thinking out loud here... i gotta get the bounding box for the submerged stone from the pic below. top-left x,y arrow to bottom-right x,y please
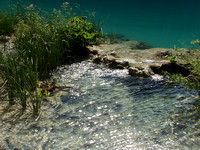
122,40 -> 152,49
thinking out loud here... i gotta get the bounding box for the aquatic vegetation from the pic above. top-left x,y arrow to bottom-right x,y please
107,33 -> 117,44
191,39 -> 200,48
105,33 -> 126,44
0,1 -> 103,116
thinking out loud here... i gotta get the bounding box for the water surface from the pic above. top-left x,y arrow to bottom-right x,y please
0,60 -> 199,149
1,0 -> 200,48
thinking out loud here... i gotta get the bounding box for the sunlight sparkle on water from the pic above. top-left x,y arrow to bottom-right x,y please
0,60 -> 199,149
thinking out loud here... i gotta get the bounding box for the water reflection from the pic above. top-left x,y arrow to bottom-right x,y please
0,60 -> 199,149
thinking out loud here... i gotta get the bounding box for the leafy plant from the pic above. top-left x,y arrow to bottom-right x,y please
0,1 -> 103,116
168,42 -> 200,111
168,55 -> 177,64
55,16 -> 101,61
66,16 -> 99,46
0,11 -> 18,35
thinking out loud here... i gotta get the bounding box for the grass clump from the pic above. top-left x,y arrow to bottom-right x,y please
168,43 -> 200,111
169,45 -> 200,93
0,11 -> 18,35
0,52 -> 39,114
0,2 -> 103,116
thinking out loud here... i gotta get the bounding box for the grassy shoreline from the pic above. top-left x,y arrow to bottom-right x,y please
0,2 -> 103,116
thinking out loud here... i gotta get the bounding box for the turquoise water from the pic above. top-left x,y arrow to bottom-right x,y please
1,0 -> 200,48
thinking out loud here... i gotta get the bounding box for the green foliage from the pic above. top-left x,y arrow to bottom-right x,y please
170,43 -> 200,88
14,3 -> 102,76
30,88 -> 42,116
194,98 -> 200,112
168,42 -> 200,111
15,12 -> 64,77
0,11 -> 18,35
0,2 -> 103,116
170,74 -> 200,92
168,55 -> 177,64
0,52 -> 38,111
0,0 -> 28,35
61,16 -> 99,48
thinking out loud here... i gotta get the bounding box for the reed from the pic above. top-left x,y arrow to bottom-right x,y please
0,1 -> 103,116
0,52 -> 38,109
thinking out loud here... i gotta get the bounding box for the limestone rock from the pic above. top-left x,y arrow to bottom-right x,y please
128,67 -> 154,78
107,59 -> 129,69
150,63 -> 191,76
92,56 -> 102,63
156,51 -> 172,59
89,49 -> 98,55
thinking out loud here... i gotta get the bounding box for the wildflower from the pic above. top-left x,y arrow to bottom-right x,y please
26,4 -> 34,10
29,4 -> 34,9
63,2 -> 69,5
53,8 -> 57,12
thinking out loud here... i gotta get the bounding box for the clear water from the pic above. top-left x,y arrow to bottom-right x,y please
0,60 -> 199,149
1,0 -> 200,48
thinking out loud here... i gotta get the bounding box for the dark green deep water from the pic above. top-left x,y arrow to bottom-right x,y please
1,0 -> 200,48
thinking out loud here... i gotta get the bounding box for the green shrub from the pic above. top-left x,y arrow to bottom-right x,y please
0,11 -> 18,35
0,2 -> 103,116
55,16 -> 100,61
0,0 -> 27,36
168,42 -> 200,111
168,55 -> 177,64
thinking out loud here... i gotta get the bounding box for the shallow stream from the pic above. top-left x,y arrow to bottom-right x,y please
0,60 -> 200,149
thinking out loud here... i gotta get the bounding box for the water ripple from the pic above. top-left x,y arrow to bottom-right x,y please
0,60 -> 199,149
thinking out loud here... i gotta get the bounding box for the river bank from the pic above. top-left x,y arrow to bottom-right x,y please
0,36 -> 195,80
89,40 -> 192,78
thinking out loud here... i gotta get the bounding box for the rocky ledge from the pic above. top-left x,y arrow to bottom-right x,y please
88,40 -> 190,78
